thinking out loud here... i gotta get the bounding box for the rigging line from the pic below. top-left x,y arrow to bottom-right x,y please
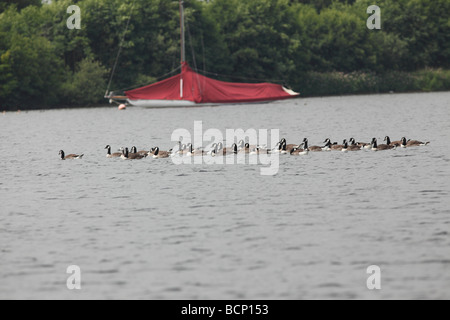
191,68 -> 286,84
105,0 -> 135,97
185,18 -> 203,96
200,31 -> 206,93
114,66 -> 182,92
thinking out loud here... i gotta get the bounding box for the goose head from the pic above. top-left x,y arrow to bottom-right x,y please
303,138 -> 309,149
323,139 -> 332,147
401,137 -> 407,146
371,138 -> 378,148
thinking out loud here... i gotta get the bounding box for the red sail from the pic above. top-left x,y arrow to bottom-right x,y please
125,63 -> 299,104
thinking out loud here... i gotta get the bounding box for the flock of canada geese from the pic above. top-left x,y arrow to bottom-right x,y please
58,136 -> 429,160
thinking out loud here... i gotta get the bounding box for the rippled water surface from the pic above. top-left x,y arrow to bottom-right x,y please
1,92 -> 450,300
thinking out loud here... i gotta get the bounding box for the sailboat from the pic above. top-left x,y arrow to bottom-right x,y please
107,0 -> 300,108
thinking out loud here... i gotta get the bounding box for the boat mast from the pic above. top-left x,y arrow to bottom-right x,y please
180,0 -> 186,64
179,0 -> 185,98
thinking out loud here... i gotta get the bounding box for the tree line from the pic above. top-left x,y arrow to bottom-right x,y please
0,0 -> 449,110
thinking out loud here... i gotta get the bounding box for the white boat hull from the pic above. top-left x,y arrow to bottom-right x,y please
127,98 -> 298,109
128,100 -> 215,108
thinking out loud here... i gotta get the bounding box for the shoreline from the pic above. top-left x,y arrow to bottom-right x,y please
1,90 -> 449,113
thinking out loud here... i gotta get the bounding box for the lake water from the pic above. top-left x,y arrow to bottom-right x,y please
1,92 -> 449,300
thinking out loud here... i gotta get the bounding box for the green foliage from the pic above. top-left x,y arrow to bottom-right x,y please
297,69 -> 450,97
61,58 -> 108,106
0,33 -> 64,108
0,0 -> 41,13
207,0 -> 301,82
0,0 -> 449,109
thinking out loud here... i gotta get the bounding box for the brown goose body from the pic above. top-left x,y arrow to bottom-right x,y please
59,150 -> 83,160
384,136 -> 402,147
346,139 -> 362,151
302,138 -> 322,152
239,143 -> 253,154
105,145 -> 122,158
131,147 -> 150,157
371,138 -> 396,151
279,139 -> 301,153
324,138 -> 344,151
309,145 -> 323,152
121,148 -> 146,160
349,138 -> 370,149
222,143 -> 238,155
152,147 -> 170,159
347,144 -> 361,151
290,138 -> 309,155
406,139 -> 430,147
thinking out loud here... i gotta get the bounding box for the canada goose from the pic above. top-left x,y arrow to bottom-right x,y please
121,148 -> 146,160
59,150 -> 83,160
371,138 -> 396,151
324,138 -> 344,151
302,138 -> 323,152
178,144 -> 188,155
341,140 -> 361,152
238,139 -> 259,151
213,142 -> 224,156
269,141 -> 284,154
206,143 -> 218,156
341,140 -> 350,153
349,138 -> 370,149
346,139 -> 362,151
152,147 -> 170,159
290,139 -> 309,155
239,143 -> 252,154
179,143 -> 192,155
172,141 -> 186,155
269,141 -> 282,154
280,138 -> 300,153
105,145 -> 122,158
223,143 -> 238,155
384,136 -> 402,147
186,144 -> 205,157
320,141 -> 332,151
131,146 -> 149,157
279,141 -> 289,154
